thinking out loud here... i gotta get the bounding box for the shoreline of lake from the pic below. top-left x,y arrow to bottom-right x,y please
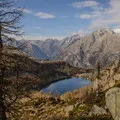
41,77 -> 91,95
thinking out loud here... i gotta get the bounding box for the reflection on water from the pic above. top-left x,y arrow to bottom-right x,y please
42,78 -> 91,95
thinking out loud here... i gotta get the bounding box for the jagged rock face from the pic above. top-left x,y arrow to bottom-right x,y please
9,28 -> 120,67
91,60 -> 120,92
89,105 -> 107,116
31,44 -> 49,59
17,34 -> 81,59
57,28 -> 120,68
17,39 -> 61,59
105,87 -> 120,120
60,34 -> 81,49
40,39 -> 61,58
17,40 -> 48,59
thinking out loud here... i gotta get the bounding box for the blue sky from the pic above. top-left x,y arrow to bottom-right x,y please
17,0 -> 120,40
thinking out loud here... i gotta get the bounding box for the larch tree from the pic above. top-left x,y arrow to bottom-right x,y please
0,0 -> 23,119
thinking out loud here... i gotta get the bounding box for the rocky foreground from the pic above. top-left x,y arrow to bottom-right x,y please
9,59 -> 120,120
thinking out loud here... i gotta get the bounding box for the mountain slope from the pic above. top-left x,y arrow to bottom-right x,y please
60,34 -> 81,49
9,28 -> 120,68
40,39 -> 61,58
18,39 -> 61,59
17,35 -> 81,59
56,28 -> 120,68
17,40 -> 48,59
2,46 -> 81,92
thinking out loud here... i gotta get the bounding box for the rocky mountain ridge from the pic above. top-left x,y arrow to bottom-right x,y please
11,33 -> 81,59
7,28 -> 120,68
57,28 -> 120,68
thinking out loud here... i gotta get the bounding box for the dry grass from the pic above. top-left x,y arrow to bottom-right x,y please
61,85 -> 95,104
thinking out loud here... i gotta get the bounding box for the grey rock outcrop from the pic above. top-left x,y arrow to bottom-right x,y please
89,105 -> 107,116
18,39 -> 61,59
105,87 -> 120,120
16,34 -> 81,59
92,60 -> 120,92
64,105 -> 74,114
57,28 -> 120,68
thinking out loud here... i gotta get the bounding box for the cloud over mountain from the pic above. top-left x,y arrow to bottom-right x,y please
35,12 -> 56,19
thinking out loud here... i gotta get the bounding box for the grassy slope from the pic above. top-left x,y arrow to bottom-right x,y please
2,46 -> 82,91
4,46 -> 117,120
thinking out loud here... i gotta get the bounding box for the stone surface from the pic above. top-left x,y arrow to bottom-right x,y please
91,61 -> 119,92
89,105 -> 107,116
57,28 -> 120,68
105,87 -> 120,120
64,105 -> 74,114
114,74 -> 120,81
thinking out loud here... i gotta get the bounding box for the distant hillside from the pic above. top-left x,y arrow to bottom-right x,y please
2,47 -> 81,92
14,34 -> 81,59
17,39 -> 61,59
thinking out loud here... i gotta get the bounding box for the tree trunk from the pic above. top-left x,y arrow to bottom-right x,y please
0,25 -> 3,48
0,38 -> 3,48
0,69 -> 7,120
0,26 -> 7,120
0,90 -> 7,120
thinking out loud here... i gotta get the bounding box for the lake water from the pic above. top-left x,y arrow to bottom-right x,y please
42,78 -> 91,95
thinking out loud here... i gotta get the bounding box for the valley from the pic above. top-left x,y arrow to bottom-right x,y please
1,0 -> 120,120
2,28 -> 120,120
9,50 -> 120,120
2,41 -> 120,120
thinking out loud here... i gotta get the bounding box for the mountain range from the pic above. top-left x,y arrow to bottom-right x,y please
12,28 -> 120,68
17,34 -> 81,59
57,28 -> 120,68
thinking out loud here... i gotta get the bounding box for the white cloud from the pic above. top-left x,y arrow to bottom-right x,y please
89,0 -> 120,29
35,12 -> 56,19
72,29 -> 88,36
80,14 -> 92,19
23,9 -> 32,14
75,0 -> 120,29
18,9 -> 56,19
72,1 -> 99,9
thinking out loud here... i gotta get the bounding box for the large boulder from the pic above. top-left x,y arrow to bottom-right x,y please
64,105 -> 74,115
105,87 -> 120,120
89,105 -> 107,116
114,74 -> 120,81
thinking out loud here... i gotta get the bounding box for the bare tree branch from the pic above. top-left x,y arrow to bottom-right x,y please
0,0 -> 24,119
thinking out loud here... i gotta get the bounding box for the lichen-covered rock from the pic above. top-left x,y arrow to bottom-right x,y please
102,79 -> 115,91
89,105 -> 107,116
105,87 -> 120,120
64,105 -> 74,114
114,74 -> 120,81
